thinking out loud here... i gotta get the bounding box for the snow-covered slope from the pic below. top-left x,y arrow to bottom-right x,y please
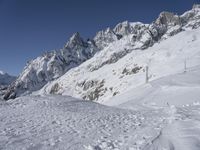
1,66 -> 200,149
4,4 -> 200,100
104,64 -> 200,150
0,95 -> 165,149
41,5 -> 200,103
1,54 -> 200,149
1,90 -> 200,149
0,95 -> 170,149
105,65 -> 200,107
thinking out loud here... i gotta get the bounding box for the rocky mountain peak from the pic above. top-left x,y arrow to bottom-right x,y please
70,32 -> 82,41
156,11 -> 181,26
93,27 -> 118,49
65,32 -> 87,48
193,4 -> 200,10
114,21 -> 131,36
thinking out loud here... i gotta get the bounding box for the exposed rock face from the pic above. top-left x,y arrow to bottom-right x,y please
155,12 -> 181,26
181,5 -> 200,29
4,5 -> 200,100
122,65 -> 143,75
76,79 -> 106,101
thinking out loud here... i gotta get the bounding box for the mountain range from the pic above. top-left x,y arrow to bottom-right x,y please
1,4 -> 200,150
3,4 -> 200,101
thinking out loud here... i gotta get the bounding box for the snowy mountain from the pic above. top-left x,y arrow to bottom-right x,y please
0,71 -> 16,86
3,33 -> 99,99
0,71 -> 16,98
4,4 -> 200,100
40,5 -> 200,102
1,4 -> 200,150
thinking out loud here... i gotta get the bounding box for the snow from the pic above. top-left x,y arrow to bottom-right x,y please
0,57 -> 200,150
105,65 -> 200,107
1,5 -> 200,150
1,65 -> 200,149
104,65 -> 200,149
1,71 -> 200,150
42,27 -> 200,103
0,95 -> 167,150
144,106 -> 200,150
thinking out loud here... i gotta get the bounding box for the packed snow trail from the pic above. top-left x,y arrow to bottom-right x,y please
144,105 -> 200,150
145,120 -> 200,150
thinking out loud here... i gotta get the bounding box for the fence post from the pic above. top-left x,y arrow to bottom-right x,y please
184,59 -> 187,73
145,66 -> 149,83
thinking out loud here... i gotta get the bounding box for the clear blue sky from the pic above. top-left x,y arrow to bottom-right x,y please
0,0 -> 199,75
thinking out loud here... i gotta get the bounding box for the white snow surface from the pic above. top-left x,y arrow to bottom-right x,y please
1,66 -> 200,150
0,95 -> 167,150
42,27 -> 200,103
105,66 -> 200,107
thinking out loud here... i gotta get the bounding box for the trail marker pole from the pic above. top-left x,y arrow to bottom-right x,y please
145,66 -> 149,83
184,59 -> 187,73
